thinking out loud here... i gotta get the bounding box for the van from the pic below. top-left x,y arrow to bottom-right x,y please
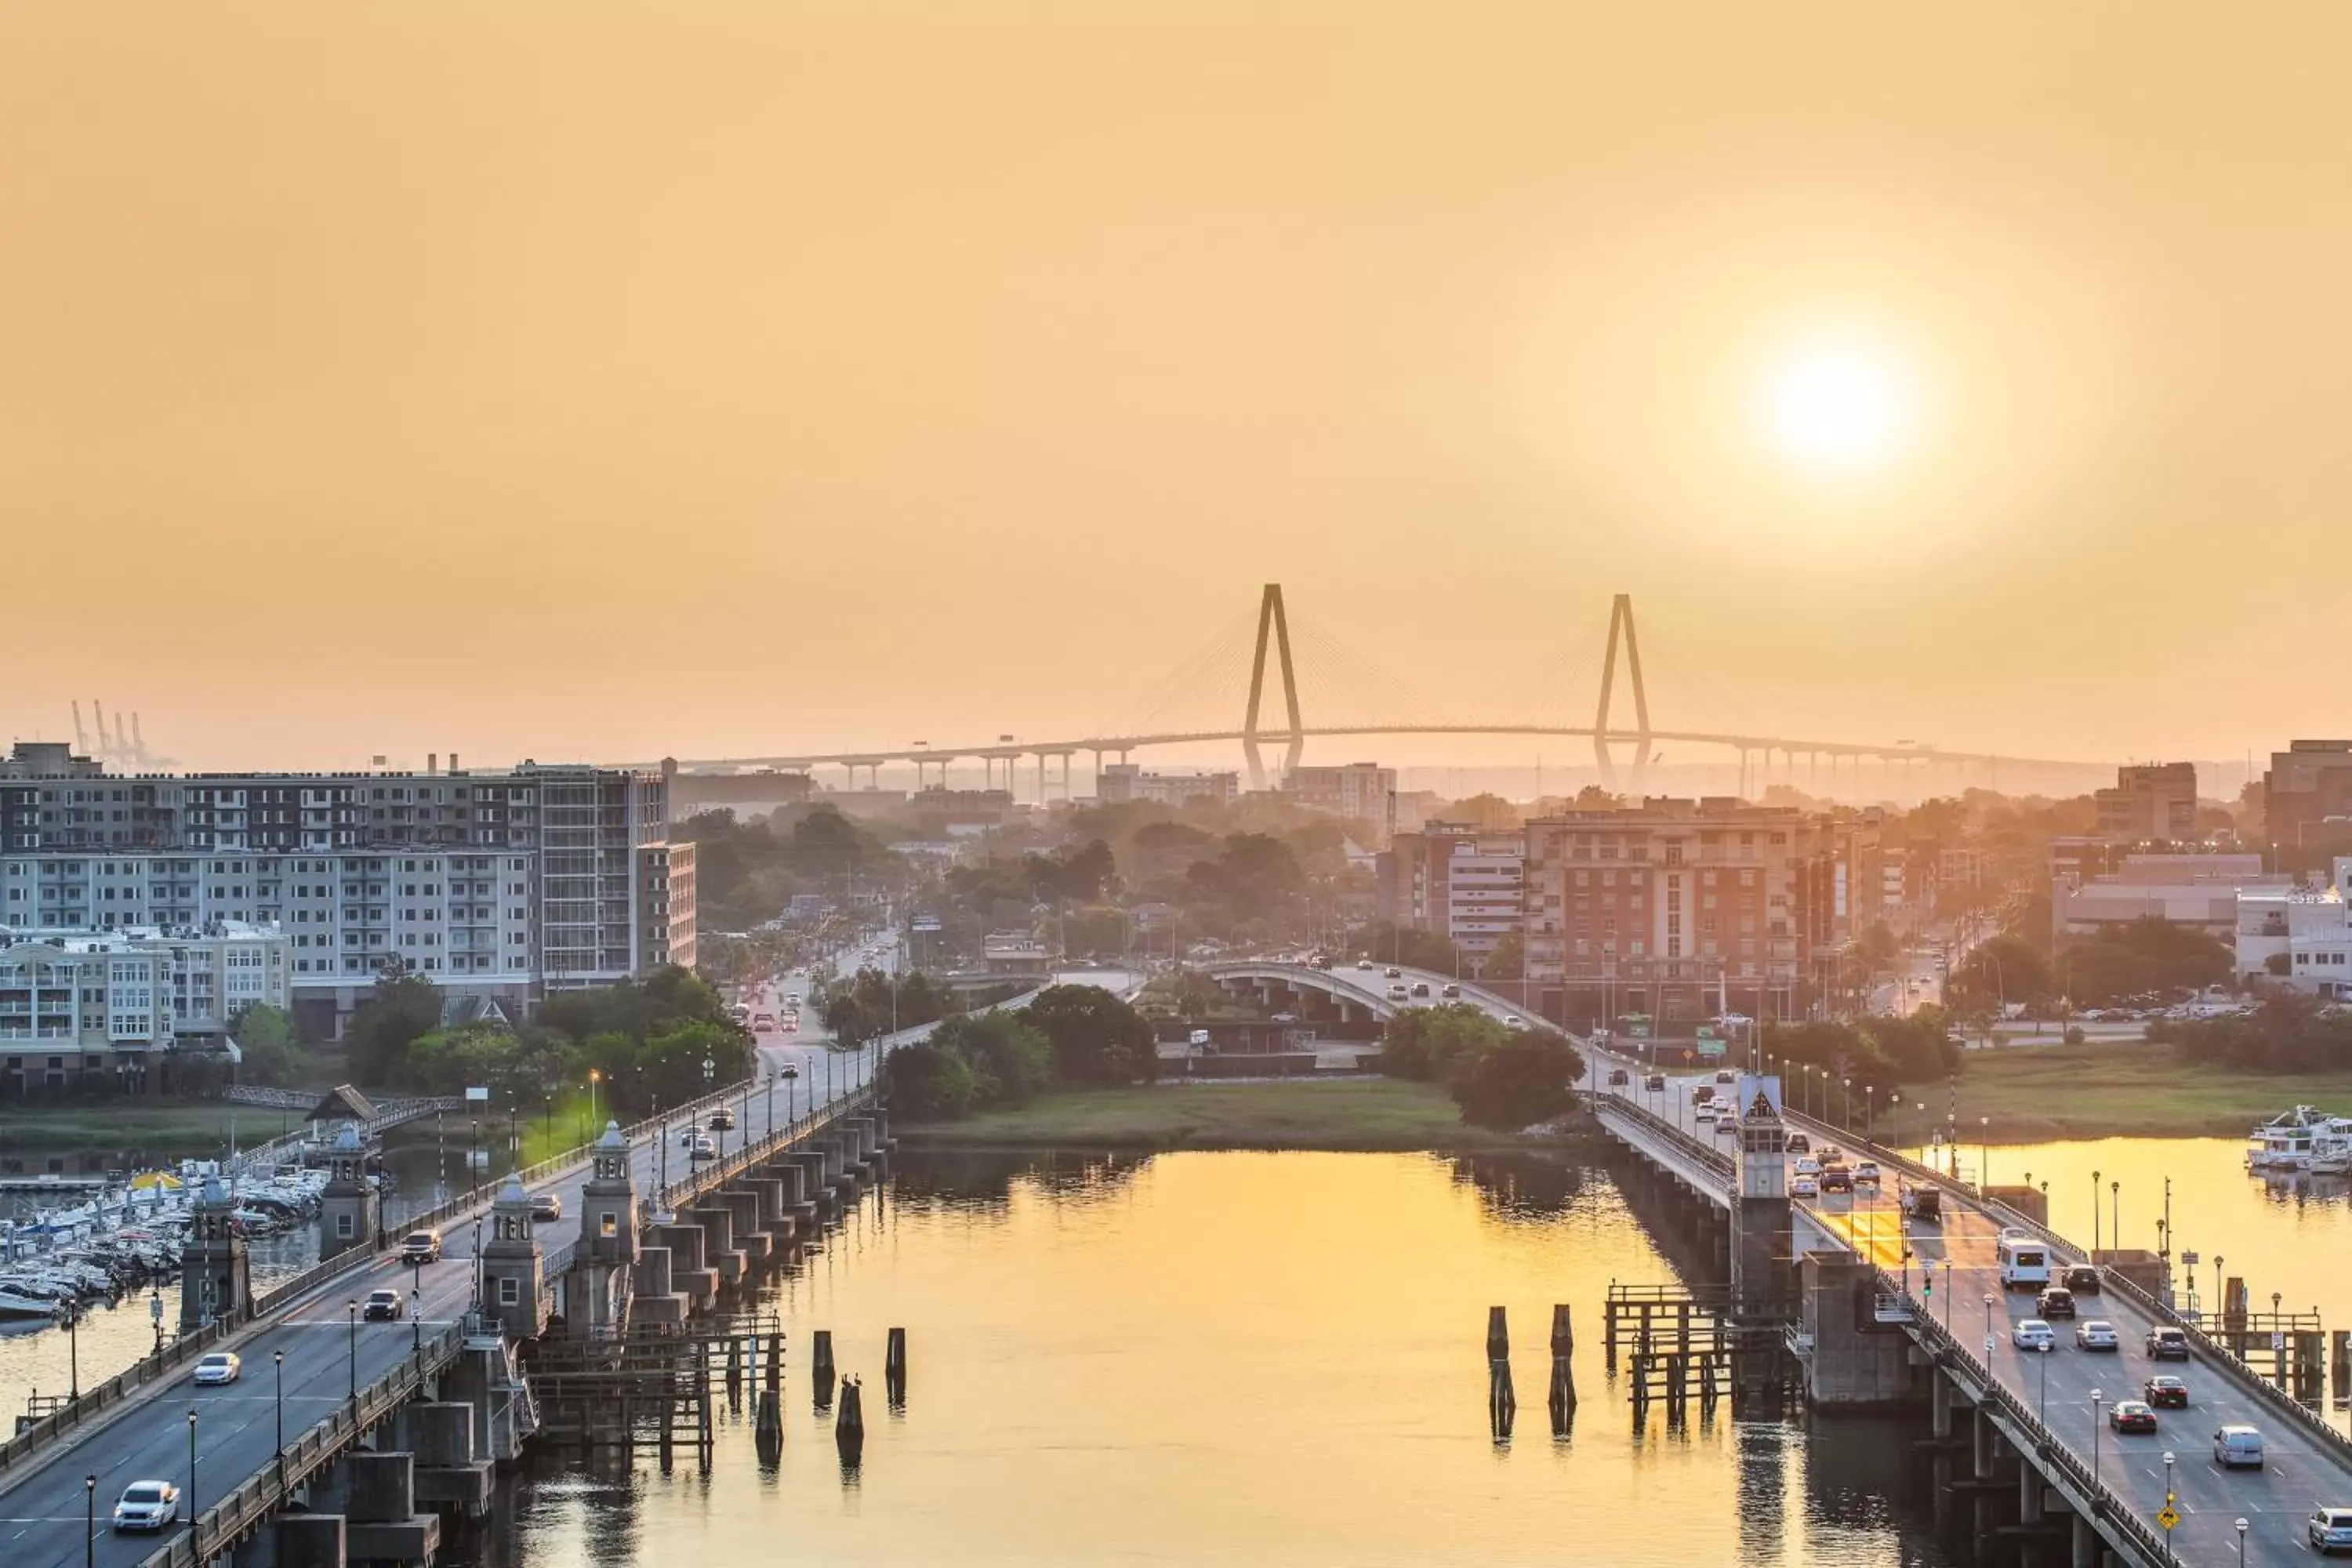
2212,1425 -> 2264,1469
1998,1236 -> 2050,1290
398,1229 -> 443,1265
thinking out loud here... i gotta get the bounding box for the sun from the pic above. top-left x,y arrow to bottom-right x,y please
1759,343 -> 1914,476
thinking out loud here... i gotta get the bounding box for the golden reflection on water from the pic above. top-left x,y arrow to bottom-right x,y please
500,1152 -> 1960,1568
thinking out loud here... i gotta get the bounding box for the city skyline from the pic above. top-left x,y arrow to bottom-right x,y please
7,4 -> 2349,768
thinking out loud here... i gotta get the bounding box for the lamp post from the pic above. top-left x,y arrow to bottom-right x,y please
411,1288 -> 422,1352
2234,1516 -> 2249,1565
1979,1116 -> 1990,1191
1841,1076 -> 1851,1127
1982,1293 -> 1997,1360
473,1218 -> 485,1312
2038,1334 -> 2050,1424
187,1407 -> 199,1532
274,1350 -> 285,1490
347,1300 -> 358,1403
1940,1260 -> 1954,1329
2089,1388 -> 2103,1490
84,1474 -> 95,1568
64,1299 -> 78,1401
2161,1449 -> 2176,1567
151,1281 -> 163,1356
2111,1180 -> 2121,1258
587,1069 -> 601,1142
2092,1169 -> 2103,1254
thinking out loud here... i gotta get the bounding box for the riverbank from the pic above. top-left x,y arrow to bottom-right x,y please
0,1100 -> 307,1158
1866,1038 -> 2352,1143
896,1078 -> 1552,1152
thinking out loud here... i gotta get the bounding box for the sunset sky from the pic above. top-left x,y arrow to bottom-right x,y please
4,4 -> 2346,775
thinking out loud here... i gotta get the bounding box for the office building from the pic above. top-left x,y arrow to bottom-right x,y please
0,921 -> 290,1094
2093,763 -> 2199,842
2053,851 -> 2284,944
0,746 -> 681,1036
1376,823 -> 1524,962
2234,858 -> 2352,996
2263,740 -> 2352,864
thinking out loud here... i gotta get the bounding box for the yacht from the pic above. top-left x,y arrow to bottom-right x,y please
2246,1106 -> 2352,1171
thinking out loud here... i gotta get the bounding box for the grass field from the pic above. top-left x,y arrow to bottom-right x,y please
1865,1038 -> 2352,1143
0,1101 -> 305,1156
897,1078 -> 1539,1152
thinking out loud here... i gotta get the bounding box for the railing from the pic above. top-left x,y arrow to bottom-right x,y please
1887,1265 -> 2172,1567
1588,1090 -> 1733,1182
653,1083 -> 880,1214
0,1321 -> 227,1474
134,1323 -> 468,1568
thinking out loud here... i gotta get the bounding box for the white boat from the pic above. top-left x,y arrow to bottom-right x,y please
2246,1105 -> 2337,1170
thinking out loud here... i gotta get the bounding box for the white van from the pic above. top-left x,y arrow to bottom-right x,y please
2213,1425 -> 2264,1470
1997,1236 -> 2051,1290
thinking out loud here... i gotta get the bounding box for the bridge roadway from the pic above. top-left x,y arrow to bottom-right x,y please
0,965 -> 1145,1568
1586,1044 -> 2352,1566
1201,957 -> 1530,1025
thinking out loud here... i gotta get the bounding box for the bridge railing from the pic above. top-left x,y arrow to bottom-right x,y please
652,1083 -> 880,1215
1588,1091 -> 1733,1181
1882,1265 -> 2171,1567
0,1319 -> 229,1477
135,1323 -> 469,1568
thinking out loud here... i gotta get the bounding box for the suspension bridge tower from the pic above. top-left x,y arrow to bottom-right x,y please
1240,583 -> 1304,791
1592,593 -> 1655,795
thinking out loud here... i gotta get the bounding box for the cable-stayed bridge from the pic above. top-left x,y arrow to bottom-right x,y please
654,586 -> 2113,800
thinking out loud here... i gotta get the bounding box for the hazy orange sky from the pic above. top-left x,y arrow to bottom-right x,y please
4,4 -> 2346,775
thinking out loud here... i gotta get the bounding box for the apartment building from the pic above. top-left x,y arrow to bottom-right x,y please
1375,823 -> 1524,961
1279,763 -> 1396,840
639,840 -> 696,973
2234,858 -> 2352,995
0,921 -> 289,1093
1521,798 -> 1820,1027
0,746 -> 679,1036
2093,763 -> 2199,842
2263,740 -> 2352,866
1098,764 -> 1241,808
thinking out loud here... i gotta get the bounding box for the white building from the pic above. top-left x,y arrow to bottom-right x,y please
2054,853 -> 2285,943
0,921 -> 290,1093
1279,763 -> 1397,840
1098,764 -> 1240,808
2234,858 -> 2352,996
1446,841 -> 1525,961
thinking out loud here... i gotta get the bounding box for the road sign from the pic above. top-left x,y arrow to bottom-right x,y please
1682,1049 -> 1695,1063
1983,1334 -> 1996,1357
2272,1330 -> 2286,1351
2156,1506 -> 2179,1531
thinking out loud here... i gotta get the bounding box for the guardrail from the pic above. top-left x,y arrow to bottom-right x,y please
1886,1266 -> 2172,1568
134,1323 -> 468,1568
1588,1089 -> 1734,1182
652,1083 -> 880,1214
0,1320 -> 228,1475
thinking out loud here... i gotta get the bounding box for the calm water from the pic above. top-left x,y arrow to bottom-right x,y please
481,1150 -> 1965,1568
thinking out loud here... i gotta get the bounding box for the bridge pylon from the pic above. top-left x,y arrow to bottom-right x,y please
1592,593 -> 1653,795
1241,583 -> 1304,791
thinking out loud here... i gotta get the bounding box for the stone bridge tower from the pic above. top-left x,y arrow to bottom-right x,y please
1730,1073 -> 1792,1315
564,1120 -> 639,1338
179,1174 -> 249,1331
480,1173 -> 546,1339
318,1121 -> 379,1261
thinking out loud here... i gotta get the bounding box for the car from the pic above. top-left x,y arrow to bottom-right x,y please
1853,1161 -> 1882,1185
1692,1085 -> 1716,1105
2107,1399 -> 2158,1433
399,1229 -> 443,1265
1386,985 -> 1409,1001
2013,1320 -> 2056,1352
1785,1133 -> 1810,1155
530,1193 -> 563,1223
2310,1507 -> 2352,1555
362,1288 -> 405,1322
1714,1119 -> 1738,1137
2035,1287 -> 2077,1319
1384,967 -> 1402,978
678,1121 -> 703,1147
1820,1165 -> 1853,1193
2143,1374 -> 2189,1408
779,1062 -> 800,1080
192,1352 -> 241,1385
2074,1319 -> 2119,1351
707,1107 -> 735,1131
1607,1069 -> 1630,1087
784,992 -> 801,1005
1410,982 -> 1431,997
1791,1175 -> 1819,1199
111,1480 -> 180,1532
2146,1326 -> 2191,1360
1715,1070 -> 1735,1085
1695,1105 -> 1718,1123
2063,1265 -> 2101,1294
1793,1156 -> 1822,1175
1356,959 -> 1374,971
1645,1074 -> 1666,1092
2213,1424 -> 2265,1469
1503,1015 -> 1527,1030
688,1134 -> 717,1160
1439,984 -> 1461,998
752,1013 -> 776,1031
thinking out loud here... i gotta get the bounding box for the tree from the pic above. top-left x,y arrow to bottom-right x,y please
345,972 -> 441,1084
931,1012 -> 1056,1106
2053,917 -> 2230,1006
1021,985 -> 1157,1085
1853,923 -> 1900,971
229,1003 -> 305,1086
1350,921 -> 1461,975
1951,935 -> 2055,1008
882,1040 -> 980,1120
1477,933 -> 1525,982
1449,793 -> 1522,832
1382,1004 -> 1507,1082
1867,1007 -> 1959,1082
1449,1031 -> 1585,1131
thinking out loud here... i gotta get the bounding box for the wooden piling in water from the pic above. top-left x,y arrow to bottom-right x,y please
755,1388 -> 782,1468
766,1330 -> 783,1394
885,1326 -> 907,1409
813,1329 -> 837,1410
1486,1306 -> 1516,1440
836,1376 -> 866,1466
1548,1304 -> 1577,1435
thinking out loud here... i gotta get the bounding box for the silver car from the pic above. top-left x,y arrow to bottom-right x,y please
112,1481 -> 180,1532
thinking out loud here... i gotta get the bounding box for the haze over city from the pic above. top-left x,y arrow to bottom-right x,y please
6,3 -> 2350,770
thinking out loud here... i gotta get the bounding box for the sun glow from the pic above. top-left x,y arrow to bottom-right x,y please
1759,342 -> 1915,476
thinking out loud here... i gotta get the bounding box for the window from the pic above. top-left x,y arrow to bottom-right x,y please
499,1277 -> 521,1306
336,1214 -> 354,1238
600,1211 -> 619,1239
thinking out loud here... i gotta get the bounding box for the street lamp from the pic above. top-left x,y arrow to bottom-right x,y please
1940,1259 -> 1954,1329
2161,1449 -> 2177,1568
347,1300 -> 358,1403
63,1299 -> 78,1402
1841,1076 -> 1851,1127
151,1281 -> 163,1356
274,1350 -> 285,1490
1979,1116 -> 1990,1191
2111,1180 -> 2121,1258
2092,1169 -> 2103,1254
411,1289 -> 422,1352
1982,1292 -> 1997,1360
587,1069 -> 601,1142
2089,1388 -> 2104,1488
84,1474 -> 95,1568
187,1407 -> 199,1531
2234,1516 -> 2249,1565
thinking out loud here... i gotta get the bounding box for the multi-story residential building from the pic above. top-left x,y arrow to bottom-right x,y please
2093,762 -> 2199,842
1098,764 -> 1240,808
0,746 -> 679,1036
2263,740 -> 2352,865
1521,798 -> 1828,1028
1279,763 -> 1396,841
1374,823 -> 1523,961
2234,858 -> 2352,996
0,920 -> 289,1094
638,840 -> 695,973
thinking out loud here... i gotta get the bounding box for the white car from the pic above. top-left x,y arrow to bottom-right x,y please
2308,1507 -> 2352,1555
1503,1016 -> 1527,1031
1794,1157 -> 1823,1177
688,1133 -> 717,1160
2075,1319 -> 2120,1352
1791,1174 -> 1819,1198
192,1352 -> 241,1385
1853,1162 -> 1882,1185
112,1480 -> 180,1532
2013,1319 -> 2056,1352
